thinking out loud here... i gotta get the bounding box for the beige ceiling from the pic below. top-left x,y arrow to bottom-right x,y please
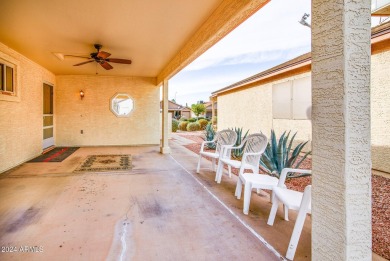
0,0 -> 224,77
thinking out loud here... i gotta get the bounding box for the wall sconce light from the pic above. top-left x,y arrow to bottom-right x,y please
80,90 -> 85,100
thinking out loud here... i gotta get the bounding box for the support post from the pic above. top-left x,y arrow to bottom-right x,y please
311,0 -> 371,260
160,79 -> 171,154
211,97 -> 216,128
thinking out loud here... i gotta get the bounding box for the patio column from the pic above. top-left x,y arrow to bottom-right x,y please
160,79 -> 171,154
311,0 -> 371,260
211,97 -> 216,120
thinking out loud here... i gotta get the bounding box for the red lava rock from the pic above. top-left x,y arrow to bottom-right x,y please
177,133 -> 390,259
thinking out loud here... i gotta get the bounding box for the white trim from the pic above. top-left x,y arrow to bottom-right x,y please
43,137 -> 54,149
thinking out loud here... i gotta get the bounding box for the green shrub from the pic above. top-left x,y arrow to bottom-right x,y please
178,121 -> 188,131
198,119 -> 209,130
172,119 -> 179,132
179,116 -> 188,121
204,123 -> 216,149
198,116 -> 205,120
260,130 -> 311,179
187,122 -> 201,131
188,118 -> 197,122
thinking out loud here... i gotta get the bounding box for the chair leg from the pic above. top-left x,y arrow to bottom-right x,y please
215,161 -> 222,182
284,205 -> 289,221
243,181 -> 252,215
235,176 -> 242,198
286,208 -> 308,260
196,155 -> 202,173
228,165 -> 232,178
267,196 -> 279,226
217,167 -> 223,183
211,158 -> 216,171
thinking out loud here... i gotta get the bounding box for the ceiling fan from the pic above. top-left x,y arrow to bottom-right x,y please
67,44 -> 132,70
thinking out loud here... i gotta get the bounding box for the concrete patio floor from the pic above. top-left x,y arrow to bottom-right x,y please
0,139 -> 310,261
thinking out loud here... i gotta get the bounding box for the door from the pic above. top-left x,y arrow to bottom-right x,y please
43,83 -> 54,149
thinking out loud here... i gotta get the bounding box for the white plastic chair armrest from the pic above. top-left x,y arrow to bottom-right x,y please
220,144 -> 235,158
229,141 -> 246,150
278,168 -> 312,187
200,140 -> 217,152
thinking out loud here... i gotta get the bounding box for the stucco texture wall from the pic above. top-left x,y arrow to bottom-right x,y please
371,49 -> 390,173
56,75 -> 159,146
217,84 -> 272,134
0,43 -> 56,173
217,73 -> 312,145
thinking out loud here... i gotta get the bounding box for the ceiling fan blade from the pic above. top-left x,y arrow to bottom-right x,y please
97,51 -> 111,59
106,58 -> 132,64
65,55 -> 91,59
73,60 -> 95,66
100,61 -> 113,70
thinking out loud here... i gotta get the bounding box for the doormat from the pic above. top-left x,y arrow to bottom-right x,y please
74,155 -> 132,173
28,147 -> 79,162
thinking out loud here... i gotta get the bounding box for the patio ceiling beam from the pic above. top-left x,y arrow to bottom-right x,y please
156,0 -> 269,84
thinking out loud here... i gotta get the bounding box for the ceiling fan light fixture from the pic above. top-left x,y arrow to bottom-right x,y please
70,44 -> 132,70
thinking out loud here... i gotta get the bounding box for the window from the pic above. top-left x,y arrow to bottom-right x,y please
272,76 -> 311,120
110,93 -> 134,117
0,61 -> 15,94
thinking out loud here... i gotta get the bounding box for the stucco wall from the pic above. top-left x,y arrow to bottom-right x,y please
217,53 -> 390,173
218,83 -> 272,134
0,42 -> 56,173
56,75 -> 159,146
371,49 -> 390,173
217,72 -> 312,145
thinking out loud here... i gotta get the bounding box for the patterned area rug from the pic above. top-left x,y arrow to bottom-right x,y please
28,147 -> 79,162
74,155 -> 132,172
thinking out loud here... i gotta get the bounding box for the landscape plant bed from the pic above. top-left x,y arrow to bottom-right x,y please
177,133 -> 390,259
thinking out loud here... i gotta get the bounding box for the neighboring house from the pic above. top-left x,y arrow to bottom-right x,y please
204,101 -> 217,119
189,101 -> 217,119
160,100 -> 191,119
212,21 -> 390,173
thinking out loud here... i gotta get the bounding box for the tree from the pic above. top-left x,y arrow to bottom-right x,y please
191,103 -> 206,118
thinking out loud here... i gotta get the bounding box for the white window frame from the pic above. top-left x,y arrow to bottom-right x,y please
0,60 -> 16,95
0,52 -> 20,102
272,76 -> 311,120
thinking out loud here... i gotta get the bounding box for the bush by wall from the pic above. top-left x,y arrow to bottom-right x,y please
172,119 -> 179,132
179,116 -> 188,121
187,122 -> 201,131
188,118 -> 197,122
178,121 -> 188,131
198,119 -> 209,130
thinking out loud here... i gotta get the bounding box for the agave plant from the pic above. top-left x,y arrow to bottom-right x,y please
230,127 -> 249,159
204,123 -> 216,149
260,130 -> 311,179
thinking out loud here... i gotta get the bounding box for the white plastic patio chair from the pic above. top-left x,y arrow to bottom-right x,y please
196,129 -> 237,174
236,168 -> 311,215
215,133 -> 267,184
267,184 -> 312,260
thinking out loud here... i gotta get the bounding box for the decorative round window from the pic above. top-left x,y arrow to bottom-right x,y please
110,93 -> 134,117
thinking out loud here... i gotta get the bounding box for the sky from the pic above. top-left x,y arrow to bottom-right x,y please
168,0 -> 384,106
168,0 -> 312,106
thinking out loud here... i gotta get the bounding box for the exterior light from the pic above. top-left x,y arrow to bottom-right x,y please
80,90 -> 85,99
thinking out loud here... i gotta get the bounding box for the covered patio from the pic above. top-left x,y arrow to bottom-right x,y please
0,137 -> 309,260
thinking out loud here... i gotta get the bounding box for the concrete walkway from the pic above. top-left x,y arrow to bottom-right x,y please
0,145 -> 280,261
